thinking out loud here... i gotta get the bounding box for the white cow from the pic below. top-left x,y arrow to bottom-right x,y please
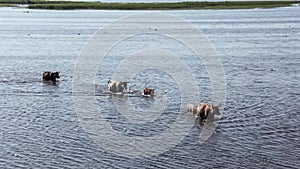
108,80 -> 128,93
187,104 -> 197,114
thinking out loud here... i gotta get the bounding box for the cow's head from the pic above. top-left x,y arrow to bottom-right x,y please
50,72 -> 59,80
150,89 -> 155,95
211,104 -> 221,115
54,72 -> 60,78
121,82 -> 128,90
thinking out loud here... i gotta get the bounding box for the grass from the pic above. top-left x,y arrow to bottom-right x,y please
0,4 -> 17,7
0,0 -> 299,10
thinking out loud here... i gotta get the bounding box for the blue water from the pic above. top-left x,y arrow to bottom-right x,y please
0,6 -> 299,168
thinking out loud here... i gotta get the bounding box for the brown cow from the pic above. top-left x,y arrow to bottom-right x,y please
143,88 -> 154,96
43,71 -> 60,81
196,103 -> 221,120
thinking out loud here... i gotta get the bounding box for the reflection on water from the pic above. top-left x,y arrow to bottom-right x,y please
0,6 -> 299,168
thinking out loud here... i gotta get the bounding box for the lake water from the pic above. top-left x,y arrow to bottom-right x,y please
0,6 -> 299,168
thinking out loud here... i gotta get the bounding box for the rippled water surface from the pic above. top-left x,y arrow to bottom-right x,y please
0,6 -> 299,168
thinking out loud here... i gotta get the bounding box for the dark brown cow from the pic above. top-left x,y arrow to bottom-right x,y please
143,88 -> 154,96
43,71 -> 60,81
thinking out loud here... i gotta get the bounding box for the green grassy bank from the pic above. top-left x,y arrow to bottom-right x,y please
0,0 -> 299,10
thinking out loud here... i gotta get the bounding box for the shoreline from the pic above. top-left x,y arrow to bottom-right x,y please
0,1 -> 299,10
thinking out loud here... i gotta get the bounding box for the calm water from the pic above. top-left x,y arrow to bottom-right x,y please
0,6 -> 299,168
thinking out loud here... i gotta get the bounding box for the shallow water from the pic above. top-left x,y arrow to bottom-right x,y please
0,6 -> 299,168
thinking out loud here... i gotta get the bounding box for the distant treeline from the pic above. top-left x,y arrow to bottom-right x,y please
0,0 -> 299,10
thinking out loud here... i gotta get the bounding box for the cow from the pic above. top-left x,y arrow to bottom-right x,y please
43,71 -> 60,81
196,103 -> 221,121
187,103 -> 197,114
143,88 -> 155,96
108,80 -> 128,93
